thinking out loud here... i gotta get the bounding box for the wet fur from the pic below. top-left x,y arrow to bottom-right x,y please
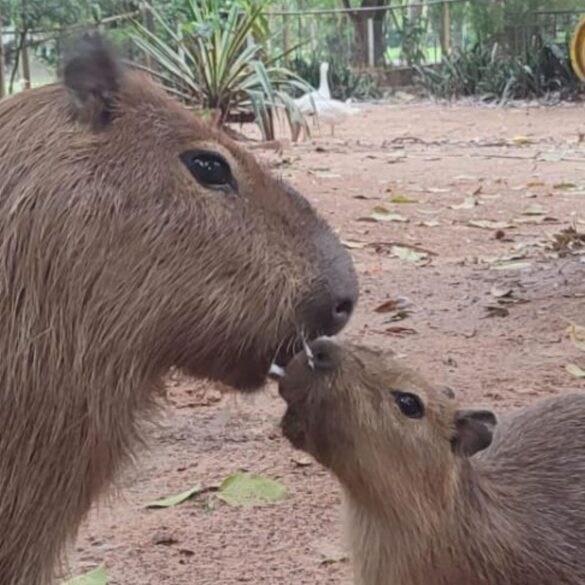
281,343 -> 585,585
0,39 -> 356,584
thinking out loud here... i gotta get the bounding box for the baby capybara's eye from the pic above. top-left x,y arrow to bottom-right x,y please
393,392 -> 425,419
180,150 -> 236,190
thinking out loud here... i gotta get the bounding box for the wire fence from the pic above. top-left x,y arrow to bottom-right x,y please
267,1 -> 584,70
268,0 -> 460,69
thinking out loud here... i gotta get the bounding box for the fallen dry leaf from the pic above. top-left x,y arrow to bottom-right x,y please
512,135 -> 532,145
450,196 -> 478,210
291,452 -> 313,467
342,239 -> 368,249
361,206 -> 409,223
522,204 -> 547,216
389,193 -> 418,204
453,174 -> 480,182
309,168 -> 341,179
514,216 -> 557,225
384,326 -> 418,336
491,285 -> 513,298
469,220 -> 516,230
491,261 -> 532,271
385,310 -> 412,322
374,296 -> 413,313
553,182 -> 578,190
549,227 -> 585,255
391,245 -> 429,265
566,363 -> 585,379
567,323 -> 585,353
539,153 -> 563,162
315,540 -> 349,566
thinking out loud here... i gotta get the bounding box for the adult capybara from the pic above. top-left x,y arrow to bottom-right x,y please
0,34 -> 358,585
279,338 -> 585,585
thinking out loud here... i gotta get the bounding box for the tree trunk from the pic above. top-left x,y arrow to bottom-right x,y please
0,4 -> 5,98
341,0 -> 386,67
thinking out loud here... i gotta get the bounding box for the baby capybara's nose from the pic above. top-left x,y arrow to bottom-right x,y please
309,338 -> 341,372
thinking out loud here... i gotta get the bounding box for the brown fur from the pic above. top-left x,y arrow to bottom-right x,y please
280,339 -> 585,585
0,35 -> 357,585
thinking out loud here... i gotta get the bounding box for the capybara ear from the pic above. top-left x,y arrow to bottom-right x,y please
451,409 -> 497,457
63,32 -> 121,130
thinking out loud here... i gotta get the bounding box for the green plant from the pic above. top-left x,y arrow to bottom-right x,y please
132,0 -> 310,140
415,38 -> 584,103
390,10 -> 428,67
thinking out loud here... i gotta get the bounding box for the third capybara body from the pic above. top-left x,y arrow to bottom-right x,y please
280,339 -> 585,585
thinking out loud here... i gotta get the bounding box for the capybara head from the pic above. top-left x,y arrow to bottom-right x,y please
279,339 -> 496,498
0,34 -> 358,391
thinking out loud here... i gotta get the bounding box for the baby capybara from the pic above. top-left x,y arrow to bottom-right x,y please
280,338 -> 585,585
0,35 -> 358,585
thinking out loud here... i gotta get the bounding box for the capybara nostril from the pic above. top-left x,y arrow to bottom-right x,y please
332,297 -> 354,329
301,277 -> 358,338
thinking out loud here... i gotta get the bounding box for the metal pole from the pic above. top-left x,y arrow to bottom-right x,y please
367,17 -> 374,67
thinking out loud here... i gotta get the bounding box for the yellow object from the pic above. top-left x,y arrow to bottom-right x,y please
570,15 -> 585,82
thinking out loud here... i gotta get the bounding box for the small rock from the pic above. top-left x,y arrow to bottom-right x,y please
152,530 -> 178,546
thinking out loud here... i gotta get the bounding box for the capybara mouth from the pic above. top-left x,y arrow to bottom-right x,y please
268,334 -> 319,383
220,334 -> 320,391
276,339 -> 332,449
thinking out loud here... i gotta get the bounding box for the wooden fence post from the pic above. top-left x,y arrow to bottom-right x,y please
21,32 -> 31,90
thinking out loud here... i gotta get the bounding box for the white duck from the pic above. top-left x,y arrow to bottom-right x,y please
294,62 -> 358,138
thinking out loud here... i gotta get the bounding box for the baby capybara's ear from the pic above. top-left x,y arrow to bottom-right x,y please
451,409 -> 497,457
63,32 -> 122,130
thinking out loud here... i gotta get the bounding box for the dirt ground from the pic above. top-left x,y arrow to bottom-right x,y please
69,101 -> 585,584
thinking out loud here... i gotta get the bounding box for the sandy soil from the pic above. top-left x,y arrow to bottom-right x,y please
68,101 -> 585,584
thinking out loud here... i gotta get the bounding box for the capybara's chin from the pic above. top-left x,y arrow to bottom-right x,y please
281,405 -> 308,450
182,351 -> 270,391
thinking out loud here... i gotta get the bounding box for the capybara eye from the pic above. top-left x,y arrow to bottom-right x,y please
180,150 -> 235,190
393,392 -> 424,419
